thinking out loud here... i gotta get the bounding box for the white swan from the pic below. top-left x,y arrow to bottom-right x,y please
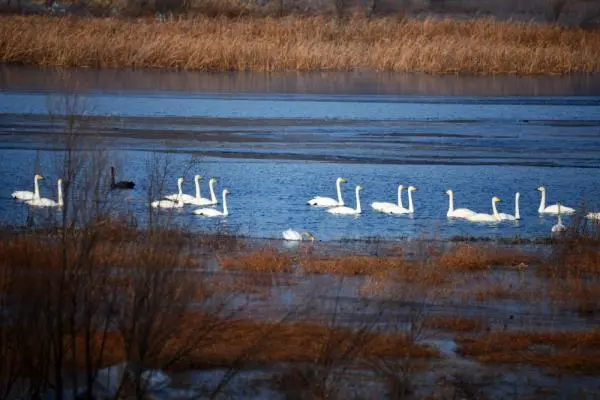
466,196 -> 502,223
551,203 -> 567,235
164,177 -> 195,203
151,197 -> 184,209
327,185 -> 362,215
384,186 -> 416,215
308,177 -> 347,207
25,179 -> 63,208
282,229 -> 315,241
186,177 -> 218,206
12,174 -> 44,201
371,184 -> 404,213
497,192 -> 520,221
193,189 -> 230,217
537,186 -> 575,215
586,212 -> 600,220
446,189 -> 476,219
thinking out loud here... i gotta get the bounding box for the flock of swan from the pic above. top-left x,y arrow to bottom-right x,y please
9,174 -> 600,240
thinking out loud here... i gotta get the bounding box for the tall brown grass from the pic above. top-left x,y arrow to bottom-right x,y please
1,15 -> 599,74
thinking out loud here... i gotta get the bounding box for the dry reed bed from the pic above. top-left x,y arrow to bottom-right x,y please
1,15 -> 599,74
423,316 -> 487,333
458,330 -> 600,374
65,317 -> 438,370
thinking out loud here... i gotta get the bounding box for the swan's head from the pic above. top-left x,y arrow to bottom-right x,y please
337,177 -> 347,184
356,185 -> 363,191
516,192 -> 520,198
398,184 -> 404,189
194,174 -> 201,181
492,196 -> 502,203
408,185 -> 417,192
177,177 -> 184,184
223,188 -> 230,196
57,178 -> 63,185
35,174 -> 44,180
445,189 -> 453,196
302,232 -> 316,241
209,178 -> 217,184
537,186 -> 545,193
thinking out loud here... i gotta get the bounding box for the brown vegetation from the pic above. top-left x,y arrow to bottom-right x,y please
1,15 -> 599,74
299,255 -> 403,275
438,243 -> 538,271
423,316 -> 486,333
458,330 -> 600,374
218,247 -> 293,273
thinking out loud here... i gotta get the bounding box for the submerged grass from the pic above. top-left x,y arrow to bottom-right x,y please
0,15 -> 599,74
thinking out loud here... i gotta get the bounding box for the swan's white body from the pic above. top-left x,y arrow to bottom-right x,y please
151,198 -> 184,209
164,177 -> 195,203
186,177 -> 218,206
371,185 -> 404,213
26,179 -> 63,208
466,196 -> 502,223
537,186 -> 575,215
586,212 -> 600,220
308,177 -> 347,207
193,189 -> 229,217
497,192 -> 520,221
282,229 -> 315,241
551,203 -> 567,234
383,186 -> 416,215
12,174 -> 44,201
446,189 -> 476,219
327,185 -> 362,215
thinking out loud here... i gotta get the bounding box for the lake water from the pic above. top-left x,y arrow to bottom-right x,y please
1,66 -> 599,241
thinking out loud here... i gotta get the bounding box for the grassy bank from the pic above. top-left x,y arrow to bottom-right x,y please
1,15 -> 599,74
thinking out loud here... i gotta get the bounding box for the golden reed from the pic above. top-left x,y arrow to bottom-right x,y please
1,15 -> 599,74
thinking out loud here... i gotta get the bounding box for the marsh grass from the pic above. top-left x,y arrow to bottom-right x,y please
299,255 -> 404,275
438,243 -> 539,271
218,247 -> 293,273
423,316 -> 487,333
1,15 -> 599,74
457,330 -> 600,374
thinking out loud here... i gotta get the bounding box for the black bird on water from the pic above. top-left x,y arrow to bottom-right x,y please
110,167 -> 135,190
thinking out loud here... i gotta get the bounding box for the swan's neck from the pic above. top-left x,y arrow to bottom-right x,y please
195,178 -> 201,199
336,181 -> 344,206
222,192 -> 229,216
515,194 -> 520,220
34,178 -> 40,199
209,181 -> 217,204
447,192 -> 454,213
397,186 -> 404,208
538,191 -> 546,213
355,188 -> 361,213
177,180 -> 183,196
492,199 -> 499,218
57,182 -> 63,206
408,190 -> 414,213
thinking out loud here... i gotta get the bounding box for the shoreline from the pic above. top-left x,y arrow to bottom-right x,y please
1,15 -> 599,75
